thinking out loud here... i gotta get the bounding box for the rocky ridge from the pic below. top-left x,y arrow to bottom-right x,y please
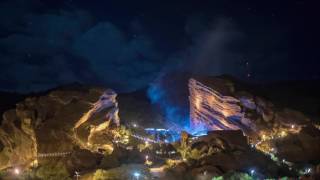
0,86 -> 120,171
0,75 -> 319,179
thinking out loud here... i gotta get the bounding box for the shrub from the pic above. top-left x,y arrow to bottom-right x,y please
212,172 -> 253,180
35,162 -> 71,180
93,164 -> 151,180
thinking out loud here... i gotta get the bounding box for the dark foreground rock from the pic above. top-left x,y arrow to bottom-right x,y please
164,130 -> 293,179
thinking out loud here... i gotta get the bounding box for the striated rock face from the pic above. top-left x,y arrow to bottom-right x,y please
189,78 -> 255,131
0,86 -> 119,170
188,77 -> 312,134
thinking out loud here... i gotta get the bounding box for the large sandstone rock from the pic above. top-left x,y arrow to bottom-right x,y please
275,126 -> 320,163
186,76 -> 320,176
67,148 -> 103,173
189,77 -> 313,134
0,109 -> 37,170
189,78 -> 243,131
0,86 -> 119,170
188,77 -> 319,148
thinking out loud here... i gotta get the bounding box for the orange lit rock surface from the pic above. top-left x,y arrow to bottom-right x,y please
189,78 -> 255,132
0,85 -> 119,170
188,76 -> 320,164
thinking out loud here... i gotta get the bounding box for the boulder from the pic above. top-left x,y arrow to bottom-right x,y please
67,148 -> 102,172
191,165 -> 222,177
275,126 -> 320,163
274,108 -> 310,127
237,91 -> 256,110
171,162 -> 188,175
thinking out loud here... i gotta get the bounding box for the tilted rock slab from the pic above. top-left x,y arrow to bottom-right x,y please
189,78 -> 255,132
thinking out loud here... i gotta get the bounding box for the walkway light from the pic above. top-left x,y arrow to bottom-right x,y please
306,168 -> 312,174
14,168 -> 20,175
133,172 -> 141,179
74,171 -> 80,180
250,169 -> 255,176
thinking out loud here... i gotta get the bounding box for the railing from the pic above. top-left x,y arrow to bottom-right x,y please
37,152 -> 71,158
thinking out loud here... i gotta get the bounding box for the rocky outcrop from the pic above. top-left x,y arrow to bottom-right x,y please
189,77 -> 312,134
274,126 -> 320,163
188,77 -> 320,164
73,89 -> 120,152
0,86 -> 119,170
66,148 -> 103,173
189,78 -> 256,132
165,130 -> 292,179
0,109 -> 37,170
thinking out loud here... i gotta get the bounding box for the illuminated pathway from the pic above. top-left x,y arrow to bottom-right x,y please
130,134 -> 158,143
149,166 -> 166,177
37,152 -> 71,158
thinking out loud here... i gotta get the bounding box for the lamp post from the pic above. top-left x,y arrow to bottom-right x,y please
74,171 -> 80,180
250,169 -> 255,176
133,172 -> 141,180
132,123 -> 138,128
14,168 -> 20,175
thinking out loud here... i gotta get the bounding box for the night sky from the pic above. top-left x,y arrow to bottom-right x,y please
0,0 -> 319,93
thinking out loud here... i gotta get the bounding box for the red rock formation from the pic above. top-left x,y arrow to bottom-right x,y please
74,89 -> 119,129
188,76 -> 320,166
0,86 -> 120,170
189,78 -> 245,131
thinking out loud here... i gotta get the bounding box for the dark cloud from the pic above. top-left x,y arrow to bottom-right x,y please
72,22 -> 163,91
0,0 -> 164,92
180,16 -> 244,76
0,0 -> 93,92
